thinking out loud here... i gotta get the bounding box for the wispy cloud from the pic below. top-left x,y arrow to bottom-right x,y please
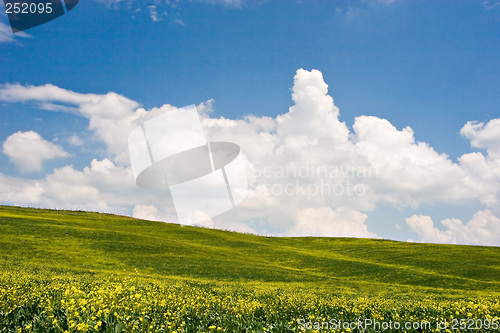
174,19 -> 185,26
0,22 -> 31,44
147,5 -> 164,22
483,0 -> 500,11
483,0 -> 500,19
195,0 -> 243,8
90,0 -> 253,25
91,0 -> 129,9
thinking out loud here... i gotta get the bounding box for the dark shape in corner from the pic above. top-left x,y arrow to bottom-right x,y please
3,0 -> 79,33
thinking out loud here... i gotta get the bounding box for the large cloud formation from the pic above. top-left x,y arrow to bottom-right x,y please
1,69 -> 499,245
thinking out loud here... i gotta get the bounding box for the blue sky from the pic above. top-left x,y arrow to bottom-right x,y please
1,0 -> 500,245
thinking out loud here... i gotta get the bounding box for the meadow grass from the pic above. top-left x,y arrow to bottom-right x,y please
0,205 -> 499,332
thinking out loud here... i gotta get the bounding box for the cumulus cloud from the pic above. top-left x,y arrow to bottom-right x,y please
461,119 -> 500,156
0,158 -> 148,213
0,173 -> 45,204
204,69 -> 500,213
133,205 -> 159,221
0,83 -> 141,163
458,119 -> 500,206
2,131 -> 69,172
406,210 -> 500,246
353,116 -> 476,208
200,69 -> 500,238
286,207 -> 378,238
1,69 -> 500,242
199,70 -> 499,238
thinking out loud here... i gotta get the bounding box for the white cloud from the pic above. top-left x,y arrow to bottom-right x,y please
133,205 -> 159,221
0,83 -> 141,164
2,131 -> 69,172
458,119 -> 500,206
196,0 -> 242,7
286,206 -> 378,238
483,0 -> 500,13
93,0 -> 244,6
199,69 -> 500,239
374,0 -> 397,4
0,83 -> 100,104
406,210 -> 500,246
174,19 -> 185,26
147,5 -> 164,22
89,0 -> 248,26
353,116 -> 476,208
204,69 -> 500,214
69,135 -> 84,146
461,119 -> 500,156
1,69 -> 500,243
0,158 -> 145,213
0,173 -> 45,204
91,0 -> 126,8
0,22 -> 31,44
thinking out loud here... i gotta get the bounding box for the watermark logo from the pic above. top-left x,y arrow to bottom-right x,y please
128,105 -> 248,224
3,0 -> 79,33
250,162 -> 378,200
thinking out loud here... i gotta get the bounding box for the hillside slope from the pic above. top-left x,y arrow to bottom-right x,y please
1,205 -> 499,297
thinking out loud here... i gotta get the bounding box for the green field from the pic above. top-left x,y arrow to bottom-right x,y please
0,205 -> 499,332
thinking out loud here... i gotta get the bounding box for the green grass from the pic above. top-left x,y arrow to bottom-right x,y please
0,205 -> 499,332
1,205 -> 498,297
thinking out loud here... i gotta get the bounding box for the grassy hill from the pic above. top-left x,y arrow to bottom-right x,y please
1,205 -> 499,332
1,205 -> 499,296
